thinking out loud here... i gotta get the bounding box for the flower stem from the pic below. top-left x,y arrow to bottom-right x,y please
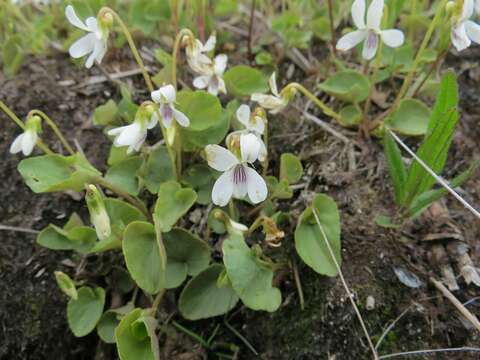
150,289 -> 166,313
282,82 -> 343,124
171,28 -> 195,88
362,42 -> 383,124
29,110 -> 75,155
0,101 -> 53,155
96,177 -> 150,220
262,120 -> 269,177
327,0 -> 337,57
99,7 -> 154,92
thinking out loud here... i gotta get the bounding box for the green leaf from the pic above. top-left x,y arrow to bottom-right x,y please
294,194 -> 341,277
37,224 -> 95,253
222,234 -> 281,312
318,70 -> 370,102
105,156 -> 143,196
182,164 -> 219,205
116,309 -> 159,360
403,72 -> 459,204
266,176 -> 293,200
55,271 -> 77,300
280,153 -> 303,184
386,99 -> 431,136
18,153 -> 101,193
138,146 -> 176,193
123,221 -> 166,294
153,181 -> 197,232
176,90 -> 222,131
224,65 -> 269,97
97,311 -> 119,344
180,108 -> 231,149
118,85 -> 139,122
93,100 -> 118,126
408,160 -> 479,218
67,286 -> 105,337
374,215 -> 401,229
163,228 -> 211,289
339,105 -> 362,127
108,146 -> 131,166
384,131 -> 407,205
179,264 -> 239,320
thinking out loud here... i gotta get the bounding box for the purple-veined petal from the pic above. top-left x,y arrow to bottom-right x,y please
245,166 -> 268,204
362,31 -> 379,60
232,165 -> 248,198
152,84 -> 176,104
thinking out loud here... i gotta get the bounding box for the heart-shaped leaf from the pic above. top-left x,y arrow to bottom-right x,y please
224,65 -> 269,97
153,181 -> 197,232
163,228 -> 211,289
180,108 -> 231,149
18,153 -> 101,193
123,221 -> 166,294
280,153 -> 303,184
176,90 -> 222,131
105,156 -> 143,196
37,224 -> 96,253
222,234 -> 281,312
294,194 -> 341,277
318,70 -> 370,102
386,98 -> 431,136
179,264 -> 239,320
339,105 -> 362,127
67,286 -> 105,337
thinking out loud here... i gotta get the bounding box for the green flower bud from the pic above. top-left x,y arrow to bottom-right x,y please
85,184 -> 111,240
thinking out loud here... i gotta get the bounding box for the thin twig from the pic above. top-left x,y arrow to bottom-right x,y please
247,0 -> 256,60
387,129 -> 480,219
224,319 -> 258,356
291,259 -> 305,310
379,346 -> 480,359
375,304 -> 414,350
431,277 -> 480,332
0,225 -> 39,234
312,208 -> 379,360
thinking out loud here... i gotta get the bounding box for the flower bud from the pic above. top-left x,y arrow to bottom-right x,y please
85,184 -> 111,240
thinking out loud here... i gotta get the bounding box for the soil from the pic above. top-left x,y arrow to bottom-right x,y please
1,45 -> 480,360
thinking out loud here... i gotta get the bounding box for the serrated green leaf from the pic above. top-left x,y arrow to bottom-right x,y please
179,264 -> 239,320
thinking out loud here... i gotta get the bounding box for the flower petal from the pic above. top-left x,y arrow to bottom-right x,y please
193,75 -> 210,89
69,33 -> 96,58
9,133 -> 24,154
207,80 -> 219,96
115,123 -> 142,146
465,20 -> 480,44
366,0 -> 384,31
217,78 -> 227,94
232,165 -> 248,198
152,84 -> 176,104
214,54 -> 228,75
205,145 -> 239,171
336,30 -> 367,51
462,0 -> 475,21
236,104 -> 251,126
22,131 -> 37,156
173,108 -> 190,127
203,34 -> 216,52
258,137 -> 267,162
351,0 -> 366,29
65,5 -> 89,31
452,23 -> 471,51
212,169 -> 234,206
240,133 -> 261,163
148,112 -> 159,129
84,39 -> 106,68
85,17 -> 98,32
269,72 -> 279,96
107,125 -> 128,137
245,166 -> 268,204
380,29 -> 405,48
362,32 -> 379,60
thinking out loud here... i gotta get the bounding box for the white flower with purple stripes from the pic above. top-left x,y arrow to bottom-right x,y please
205,133 -> 267,206
336,0 -> 405,60
151,84 -> 190,128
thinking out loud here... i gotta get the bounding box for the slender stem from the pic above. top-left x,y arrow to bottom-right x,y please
150,289 -> 166,312
412,46 -> 450,98
247,0 -> 256,60
0,101 -> 53,154
363,42 -> 383,124
389,0 -> 448,112
196,0 -> 206,42
312,208 -> 379,360
327,0 -> 337,57
96,178 -> 150,219
29,110 -> 75,155
262,120 -> 269,176
282,83 -> 343,123
387,129 -> 480,219
171,28 -> 195,88
172,321 -> 210,349
99,7 -> 154,92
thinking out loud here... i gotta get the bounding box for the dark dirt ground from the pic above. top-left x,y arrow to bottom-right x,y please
1,43 -> 480,360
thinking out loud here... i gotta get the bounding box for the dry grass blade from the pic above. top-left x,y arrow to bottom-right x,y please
312,208 -> 379,360
379,346 -> 480,359
0,224 -> 39,234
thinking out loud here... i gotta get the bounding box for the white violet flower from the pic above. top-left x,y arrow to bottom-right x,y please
336,0 -> 405,60
151,84 -> 190,128
251,73 -> 288,114
193,54 -> 228,96
9,115 -> 41,156
107,105 -> 158,154
65,5 -> 109,68
205,133 -> 267,206
235,104 -> 267,162
450,0 -> 480,51
185,33 -> 216,73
